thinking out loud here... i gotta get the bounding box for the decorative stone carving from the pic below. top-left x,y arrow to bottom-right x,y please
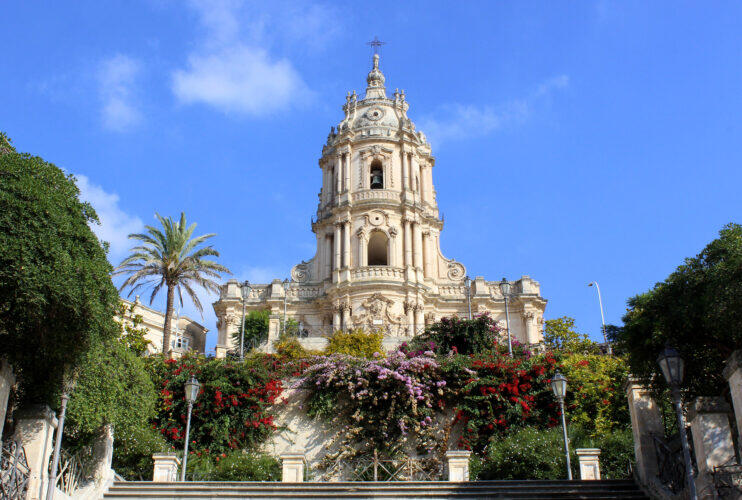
447,262 -> 466,280
291,262 -> 310,283
354,293 -> 405,327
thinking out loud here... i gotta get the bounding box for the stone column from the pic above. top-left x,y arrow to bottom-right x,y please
523,312 -> 537,345
405,303 -> 415,335
401,151 -> 409,190
411,154 -> 419,192
688,397 -> 736,495
152,454 -> 180,482
13,405 -> 58,500
624,378 -> 664,485
342,304 -> 351,331
413,223 -> 423,270
419,165 -> 427,202
325,235 -> 332,278
334,224 -> 342,272
426,164 -> 434,202
335,155 -> 342,194
267,316 -> 280,350
343,153 -> 351,193
404,220 -> 412,268
723,350 -> 742,444
422,233 -> 433,278
445,450 -> 471,482
343,220 -> 351,269
576,449 -> 601,480
280,452 -> 305,482
358,232 -> 368,267
415,305 -> 425,334
0,359 -> 15,448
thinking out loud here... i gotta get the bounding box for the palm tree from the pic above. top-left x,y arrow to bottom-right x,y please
115,212 -> 231,354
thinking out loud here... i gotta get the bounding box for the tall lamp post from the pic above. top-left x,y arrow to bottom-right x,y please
239,280 -> 250,361
464,276 -> 472,320
45,393 -> 69,500
282,278 -> 290,336
180,375 -> 200,482
499,278 -> 513,357
588,282 -> 612,354
657,347 -> 697,500
551,371 -> 572,480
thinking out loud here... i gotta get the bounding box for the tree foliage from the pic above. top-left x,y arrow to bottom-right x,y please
230,309 -> 270,351
116,302 -> 152,355
0,139 -> 119,403
115,212 -> 230,354
543,317 -> 600,354
614,223 -> 742,399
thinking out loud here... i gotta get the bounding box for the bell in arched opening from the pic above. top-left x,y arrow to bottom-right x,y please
370,160 -> 383,190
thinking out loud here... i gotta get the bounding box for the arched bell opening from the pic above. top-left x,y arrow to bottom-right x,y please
367,231 -> 389,266
370,159 -> 384,190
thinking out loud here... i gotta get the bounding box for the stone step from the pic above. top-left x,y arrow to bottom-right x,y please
104,480 -> 649,499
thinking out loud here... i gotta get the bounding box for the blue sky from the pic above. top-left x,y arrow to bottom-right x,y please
2,1 -> 741,352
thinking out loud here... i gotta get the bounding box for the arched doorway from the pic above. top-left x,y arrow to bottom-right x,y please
368,231 -> 388,266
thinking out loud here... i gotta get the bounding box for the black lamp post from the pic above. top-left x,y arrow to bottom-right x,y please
499,278 -> 513,357
239,280 -> 250,360
551,371 -> 572,480
657,347 -> 697,500
180,375 -> 200,481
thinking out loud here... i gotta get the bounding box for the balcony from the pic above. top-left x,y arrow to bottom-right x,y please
351,266 -> 405,281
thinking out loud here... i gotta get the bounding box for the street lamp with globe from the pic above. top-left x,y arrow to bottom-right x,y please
551,371 -> 572,480
180,375 -> 200,481
499,278 -> 513,357
657,346 -> 697,500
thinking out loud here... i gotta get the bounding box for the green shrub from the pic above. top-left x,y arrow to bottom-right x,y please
409,315 -> 501,356
324,328 -> 383,358
276,337 -> 309,359
572,427 -> 635,479
111,426 -> 169,481
478,426 -> 576,480
187,451 -> 281,481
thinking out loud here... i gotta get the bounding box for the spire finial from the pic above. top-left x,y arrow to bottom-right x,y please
366,36 -> 385,56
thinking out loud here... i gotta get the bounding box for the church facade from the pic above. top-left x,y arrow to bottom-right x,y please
213,55 -> 547,356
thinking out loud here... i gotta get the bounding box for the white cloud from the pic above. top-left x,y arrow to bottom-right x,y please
172,45 -> 309,115
171,0 -> 333,115
419,74 -> 569,146
97,55 -> 142,132
76,175 -> 144,262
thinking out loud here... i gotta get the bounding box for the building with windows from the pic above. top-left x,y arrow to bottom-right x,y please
120,297 -> 208,356
212,54 -> 547,356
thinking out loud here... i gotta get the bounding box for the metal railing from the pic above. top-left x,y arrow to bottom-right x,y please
321,451 -> 442,482
713,465 -> 742,498
652,434 -> 687,494
1,440 -> 30,500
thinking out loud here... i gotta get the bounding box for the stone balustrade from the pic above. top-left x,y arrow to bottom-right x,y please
351,266 -> 405,280
352,189 -> 401,203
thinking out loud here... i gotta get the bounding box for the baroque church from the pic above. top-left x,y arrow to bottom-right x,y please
212,54 -> 547,356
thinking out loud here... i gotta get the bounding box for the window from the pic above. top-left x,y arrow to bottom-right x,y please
368,231 -> 389,266
171,336 -> 190,351
370,160 -> 383,189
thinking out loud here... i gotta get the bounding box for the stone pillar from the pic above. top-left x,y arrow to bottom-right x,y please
404,219 -> 412,268
419,165 -> 426,202
342,305 -> 351,331
335,155 -> 342,194
445,450 -> 471,482
343,153 -> 351,193
415,305 -> 425,334
13,405 -> 58,500
343,220 -> 351,269
426,164 -> 434,202
406,303 -> 415,335
358,232 -> 368,267
523,312 -> 537,345
332,309 -> 341,332
280,452 -> 305,482
422,233 -> 433,278
688,397 -> 736,494
0,359 -> 15,448
325,235 -> 332,278
723,350 -> 742,444
624,378 -> 664,485
402,151 -> 409,190
334,224 -> 342,272
413,223 -> 423,270
152,454 -> 180,482
267,316 -> 281,348
410,154 -> 419,192
576,449 -> 601,480
90,424 -> 115,484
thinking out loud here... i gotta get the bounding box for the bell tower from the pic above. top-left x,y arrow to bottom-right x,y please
212,53 -> 547,356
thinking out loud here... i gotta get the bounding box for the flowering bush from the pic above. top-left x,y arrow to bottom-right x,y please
302,351 -> 444,456
146,354 -> 283,455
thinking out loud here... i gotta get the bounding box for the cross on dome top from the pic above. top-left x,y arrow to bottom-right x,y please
365,44 -> 386,99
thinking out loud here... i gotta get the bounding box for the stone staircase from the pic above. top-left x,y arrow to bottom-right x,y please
104,479 -> 650,499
